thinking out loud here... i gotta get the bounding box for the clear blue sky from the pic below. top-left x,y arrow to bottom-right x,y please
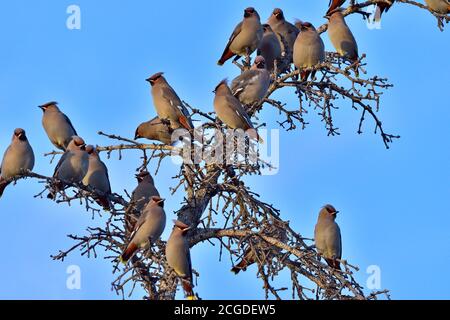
0,1 -> 449,300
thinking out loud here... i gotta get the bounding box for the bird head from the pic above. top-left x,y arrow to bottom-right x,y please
244,7 -> 259,19
151,196 -> 165,208
262,23 -> 273,34
70,136 -> 86,151
172,220 -> 191,234
38,101 -> 59,112
146,72 -> 164,86
298,21 -> 314,31
253,56 -> 266,70
13,128 -> 27,141
320,204 -> 339,220
135,171 -> 154,184
85,145 -> 96,155
213,79 -> 228,94
134,125 -> 142,140
272,8 -> 284,20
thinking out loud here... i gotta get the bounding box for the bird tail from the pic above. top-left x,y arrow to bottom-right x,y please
0,177 -> 10,198
246,129 -> 264,144
300,70 -> 315,82
95,196 -> 111,211
47,191 -> 56,200
230,259 -> 249,275
374,4 -> 390,22
325,258 -> 341,270
178,115 -> 193,131
120,242 -> 138,264
182,279 -> 196,300
218,49 -> 235,66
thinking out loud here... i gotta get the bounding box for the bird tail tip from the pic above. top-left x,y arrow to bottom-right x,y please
230,267 -> 241,275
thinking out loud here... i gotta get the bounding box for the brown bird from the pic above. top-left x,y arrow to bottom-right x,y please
47,136 -> 89,199
120,196 -> 166,263
231,247 -> 256,275
135,116 -> 173,145
231,56 -> 271,107
124,171 -> 160,233
327,9 -> 359,76
146,73 -> 193,131
327,0 -> 346,16
213,79 -> 262,142
314,205 -> 342,270
257,24 -> 282,72
293,22 -> 325,81
267,8 -> 299,70
0,128 -> 35,197
375,0 -> 395,22
39,102 -> 78,151
218,7 -> 263,66
425,0 -> 450,14
166,220 -> 195,300
82,145 -> 112,210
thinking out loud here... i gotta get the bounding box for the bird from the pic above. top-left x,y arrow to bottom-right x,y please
293,21 -> 325,81
166,220 -> 195,300
47,136 -> 89,199
314,205 -> 342,270
267,8 -> 299,70
213,79 -> 262,142
374,0 -> 395,21
120,196 -> 166,263
327,0 -> 346,16
82,145 -> 112,210
39,101 -> 78,151
0,128 -> 35,198
135,116 -> 173,145
257,24 -> 282,72
231,246 -> 256,275
124,171 -> 160,233
217,7 -> 263,66
230,56 -> 271,107
146,72 -> 193,131
326,9 -> 359,76
425,0 -> 450,14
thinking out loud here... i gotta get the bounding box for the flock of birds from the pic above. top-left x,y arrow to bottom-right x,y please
2,1 -> 448,299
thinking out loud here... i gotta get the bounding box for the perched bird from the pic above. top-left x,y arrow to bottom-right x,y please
120,196 -> 166,263
146,73 -> 193,131
39,102 -> 78,151
231,56 -> 271,107
314,205 -> 342,270
213,79 -> 261,142
327,10 -> 359,76
293,22 -> 325,81
375,0 -> 395,21
217,7 -> 263,66
48,136 -> 89,199
166,220 -> 195,300
257,24 -> 282,72
327,0 -> 346,16
425,0 -> 450,14
124,171 -> 160,232
135,116 -> 173,145
231,246 -> 256,275
0,128 -> 35,198
82,145 -> 112,210
267,8 -> 299,69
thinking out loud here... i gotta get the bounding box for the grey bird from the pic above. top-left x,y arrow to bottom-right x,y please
326,10 -> 359,76
48,136 -> 89,199
267,8 -> 299,69
425,0 -> 450,13
0,128 -> 35,197
257,24 -> 282,72
135,116 -> 173,145
146,73 -> 193,131
231,56 -> 271,107
39,102 -> 78,151
314,205 -> 342,270
166,220 -> 195,300
82,145 -> 112,210
213,79 -> 261,142
124,171 -> 160,233
217,7 -> 263,66
293,22 -> 325,81
120,196 -> 166,263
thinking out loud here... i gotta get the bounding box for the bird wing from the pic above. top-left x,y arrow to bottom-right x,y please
53,152 -> 69,177
62,113 -> 78,136
128,212 -> 147,241
225,95 -> 254,128
231,70 -> 260,98
101,160 -> 112,193
161,86 -> 193,129
220,22 -> 242,56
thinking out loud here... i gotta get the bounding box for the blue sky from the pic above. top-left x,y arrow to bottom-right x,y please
0,1 -> 449,299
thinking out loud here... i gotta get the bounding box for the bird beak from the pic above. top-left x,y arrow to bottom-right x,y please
80,144 -> 86,151
157,198 -> 165,204
334,211 -> 340,215
38,105 -> 45,111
